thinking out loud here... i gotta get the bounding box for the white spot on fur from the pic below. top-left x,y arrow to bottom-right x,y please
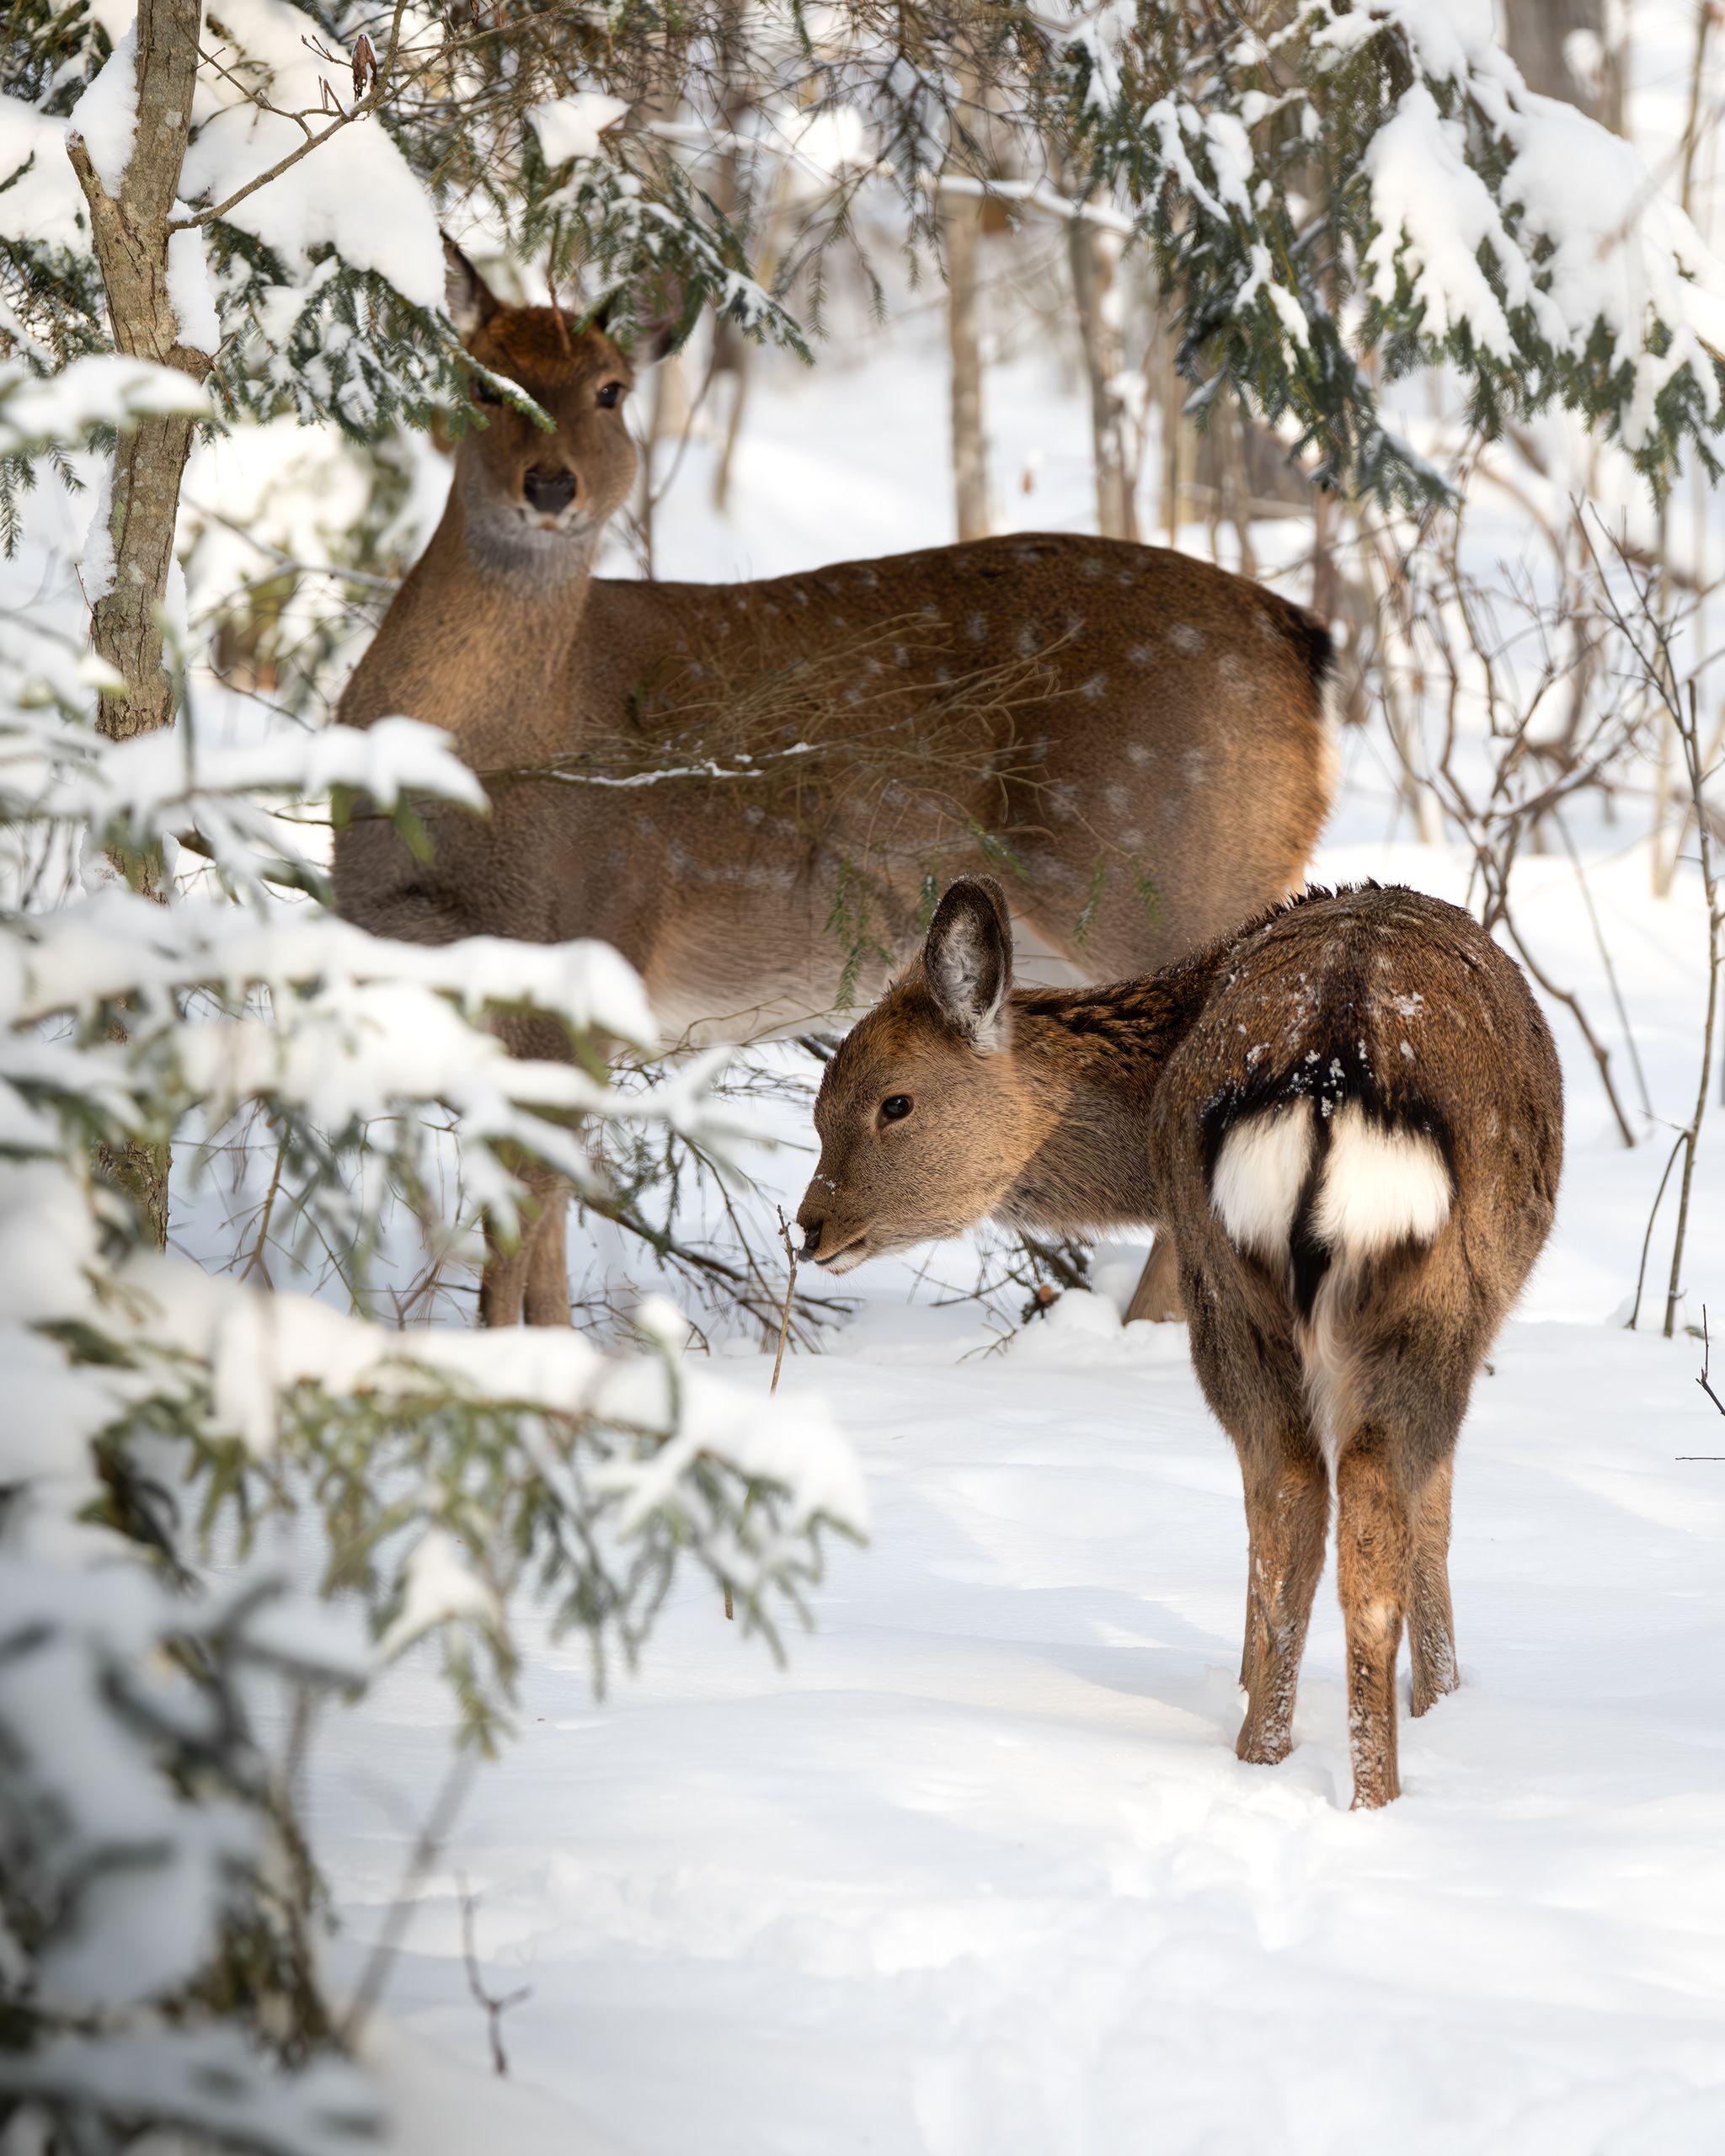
1128,643 -> 1153,665
1081,674 -> 1108,699
967,609 -> 989,643
1310,1102 -> 1450,1259
1211,1102 -> 1313,1261
1170,623 -> 1203,655
1127,742 -> 1152,766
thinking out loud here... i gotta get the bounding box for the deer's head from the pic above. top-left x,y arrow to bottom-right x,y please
443,239 -> 676,572
797,879 -> 1054,1271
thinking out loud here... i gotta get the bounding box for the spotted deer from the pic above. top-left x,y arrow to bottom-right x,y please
334,242 -> 1340,1327
795,878 -> 1562,1808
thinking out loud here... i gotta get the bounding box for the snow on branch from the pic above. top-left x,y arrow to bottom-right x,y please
1067,0 -> 1725,500
0,379 -> 862,2149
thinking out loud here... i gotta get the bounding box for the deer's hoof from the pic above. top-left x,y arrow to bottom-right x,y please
1236,1720 -> 1293,1768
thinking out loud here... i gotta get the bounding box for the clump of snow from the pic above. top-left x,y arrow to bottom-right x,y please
380,1530 -> 501,1657
0,94 -> 88,249
1236,241 -> 1311,349
1364,83 -> 1528,363
176,0 -> 443,312
67,24 -> 137,196
78,459 -> 115,604
165,221 -> 221,354
527,92 -> 629,167
0,355 -> 209,458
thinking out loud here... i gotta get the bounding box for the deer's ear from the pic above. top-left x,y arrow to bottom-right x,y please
926,878 -> 1013,1053
443,235 -> 500,340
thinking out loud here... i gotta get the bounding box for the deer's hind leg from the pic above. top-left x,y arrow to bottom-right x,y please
480,1156 -> 571,1327
480,1011 -> 578,1329
1408,1452 -> 1459,1717
1332,1431 -> 1414,1808
1184,1272 -> 1328,1769
522,1174 -> 572,1326
1235,1423 -> 1330,1768
1332,1261 -> 1486,1800
1124,1232 -> 1184,1324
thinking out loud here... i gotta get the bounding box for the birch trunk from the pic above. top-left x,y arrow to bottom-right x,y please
1067,212 -> 1137,542
944,186 -> 990,542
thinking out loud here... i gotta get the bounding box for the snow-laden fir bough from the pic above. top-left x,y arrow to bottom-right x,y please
0,359 -> 864,2153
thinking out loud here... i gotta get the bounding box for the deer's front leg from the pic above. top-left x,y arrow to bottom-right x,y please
480,1155 -> 569,1327
1235,1433 -> 1329,1769
1124,1232 -> 1184,1324
1408,1452 -> 1459,1717
482,1012 -> 579,1329
1334,1434 -> 1413,1808
521,1174 -> 572,1326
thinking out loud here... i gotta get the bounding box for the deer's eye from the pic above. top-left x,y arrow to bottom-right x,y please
595,380 -> 625,408
472,375 -> 505,407
880,1094 -> 913,1124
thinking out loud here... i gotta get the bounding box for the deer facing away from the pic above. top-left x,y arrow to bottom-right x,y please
333,243 -> 1338,1327
796,878 -> 1563,1808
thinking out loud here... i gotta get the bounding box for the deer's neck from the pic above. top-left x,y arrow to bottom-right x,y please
998,958 -> 1222,1234
348,495 -> 596,758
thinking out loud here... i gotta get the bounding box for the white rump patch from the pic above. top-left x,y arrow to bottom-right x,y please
1211,1102 -> 1313,1260
1311,1101 -> 1450,1257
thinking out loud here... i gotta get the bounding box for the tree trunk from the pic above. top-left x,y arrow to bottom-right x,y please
67,0 -> 210,1246
1067,212 -> 1138,542
944,186 -> 990,542
67,0 -> 213,742
708,0 -> 754,516
1500,0 -> 1620,126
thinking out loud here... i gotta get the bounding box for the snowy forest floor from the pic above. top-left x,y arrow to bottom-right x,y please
312,846 -> 1725,2156
192,305 -> 1725,2149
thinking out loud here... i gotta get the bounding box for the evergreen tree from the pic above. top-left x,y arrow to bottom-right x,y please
0,357 -> 862,2150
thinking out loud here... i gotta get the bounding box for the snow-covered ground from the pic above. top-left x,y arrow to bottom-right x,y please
330,1309 -> 1725,2156
280,295 -> 1725,2151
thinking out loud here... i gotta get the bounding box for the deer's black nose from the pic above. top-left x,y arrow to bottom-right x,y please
523,465 -> 576,515
798,1218 -> 824,1262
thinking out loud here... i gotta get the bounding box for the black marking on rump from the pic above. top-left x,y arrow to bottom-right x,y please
1199,1026 -> 1458,1324
1286,1134 -> 1333,1323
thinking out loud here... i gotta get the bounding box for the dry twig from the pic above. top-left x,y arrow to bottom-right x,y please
460,1884 -> 532,2077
